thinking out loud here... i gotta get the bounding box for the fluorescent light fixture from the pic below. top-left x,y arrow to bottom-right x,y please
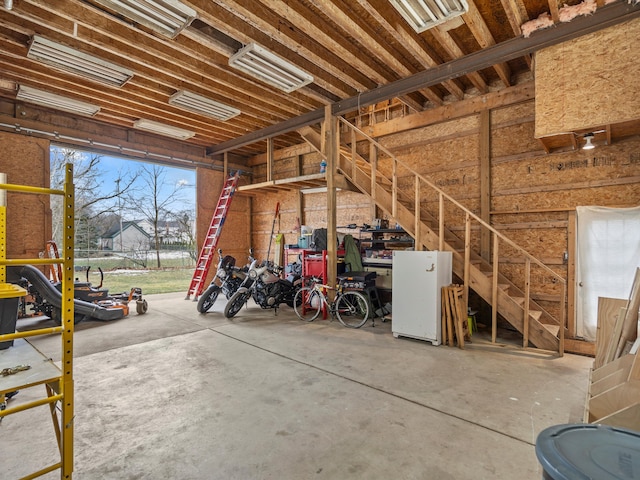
28,35 -> 133,87
17,85 -> 101,116
133,118 -> 195,140
169,90 -> 240,121
229,43 -> 313,93
91,0 -> 196,38
582,133 -> 595,150
389,0 -> 469,33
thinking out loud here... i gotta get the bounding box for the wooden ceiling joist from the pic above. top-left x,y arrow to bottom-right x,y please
209,2 -> 640,156
1,0 -> 638,161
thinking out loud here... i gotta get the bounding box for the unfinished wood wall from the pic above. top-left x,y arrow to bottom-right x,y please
246,185 -> 372,262
196,167 -> 251,285
371,96 -> 639,329
535,17 -> 640,137
237,79 -> 639,340
0,132 -> 51,260
245,101 -> 639,269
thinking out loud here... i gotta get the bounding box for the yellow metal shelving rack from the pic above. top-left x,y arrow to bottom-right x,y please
0,164 -> 75,479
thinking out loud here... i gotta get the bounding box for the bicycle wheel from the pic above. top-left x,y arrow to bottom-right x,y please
335,291 -> 370,328
293,287 -> 322,322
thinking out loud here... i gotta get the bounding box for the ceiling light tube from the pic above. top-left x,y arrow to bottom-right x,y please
91,0 -> 196,38
229,43 -> 313,93
133,118 -> 195,140
389,0 -> 469,33
28,35 -> 133,87
17,85 -> 101,116
169,90 -> 240,121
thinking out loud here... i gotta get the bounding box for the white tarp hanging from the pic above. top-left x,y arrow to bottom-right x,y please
576,205 -> 640,341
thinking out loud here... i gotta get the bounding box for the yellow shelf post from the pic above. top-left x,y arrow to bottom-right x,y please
0,164 -> 75,479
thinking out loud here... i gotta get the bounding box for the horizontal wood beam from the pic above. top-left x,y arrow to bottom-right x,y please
207,2 -> 640,155
0,111 -> 225,170
494,175 -> 640,196
366,82 -> 533,139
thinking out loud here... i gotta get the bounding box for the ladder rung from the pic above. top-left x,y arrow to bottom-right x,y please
187,172 -> 240,298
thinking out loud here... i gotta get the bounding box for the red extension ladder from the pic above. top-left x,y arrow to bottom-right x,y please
186,171 -> 240,299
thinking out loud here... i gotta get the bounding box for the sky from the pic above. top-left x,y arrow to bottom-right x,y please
51,147 -> 197,217
99,155 -> 196,214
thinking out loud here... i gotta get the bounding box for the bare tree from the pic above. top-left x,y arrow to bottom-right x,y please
129,164 -> 187,268
172,209 -> 197,261
50,147 -> 137,250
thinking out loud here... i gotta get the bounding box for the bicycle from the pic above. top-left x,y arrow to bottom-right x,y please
293,276 -> 371,328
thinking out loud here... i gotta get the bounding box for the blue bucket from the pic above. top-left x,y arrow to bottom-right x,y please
536,424 -> 640,479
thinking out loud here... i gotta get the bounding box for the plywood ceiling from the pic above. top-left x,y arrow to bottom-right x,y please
0,0 -> 637,161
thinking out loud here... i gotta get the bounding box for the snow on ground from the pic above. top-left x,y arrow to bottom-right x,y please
104,269 -> 151,276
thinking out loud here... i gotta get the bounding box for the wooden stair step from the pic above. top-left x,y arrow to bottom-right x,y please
483,274 -> 510,292
331,137 -> 562,353
542,324 -> 560,336
529,310 -> 542,321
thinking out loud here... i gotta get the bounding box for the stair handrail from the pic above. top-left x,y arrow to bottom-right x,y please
336,116 -> 566,287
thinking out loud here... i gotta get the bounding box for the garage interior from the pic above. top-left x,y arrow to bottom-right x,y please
0,0 -> 639,479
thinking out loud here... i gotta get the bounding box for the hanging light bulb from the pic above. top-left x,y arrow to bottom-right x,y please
583,133 -> 595,150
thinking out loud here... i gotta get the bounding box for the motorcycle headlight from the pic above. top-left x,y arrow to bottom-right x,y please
249,269 -> 258,280
217,269 -> 227,279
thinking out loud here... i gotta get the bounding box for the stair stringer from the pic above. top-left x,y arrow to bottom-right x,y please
297,122 -> 561,352
342,159 -> 560,352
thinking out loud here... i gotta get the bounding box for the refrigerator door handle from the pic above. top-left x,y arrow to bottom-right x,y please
425,263 -> 435,272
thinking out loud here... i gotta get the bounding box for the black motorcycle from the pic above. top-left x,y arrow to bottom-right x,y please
224,259 -> 302,318
197,249 -> 252,314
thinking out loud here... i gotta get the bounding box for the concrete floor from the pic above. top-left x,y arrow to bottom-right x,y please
2,292 -> 592,479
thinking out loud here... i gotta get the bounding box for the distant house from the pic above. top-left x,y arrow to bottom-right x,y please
136,218 -> 194,244
99,221 -> 152,251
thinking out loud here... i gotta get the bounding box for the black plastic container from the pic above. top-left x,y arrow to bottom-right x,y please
536,423 -> 640,479
0,296 -> 19,349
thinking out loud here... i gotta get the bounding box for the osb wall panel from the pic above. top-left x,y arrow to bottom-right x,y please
496,226 -> 567,263
301,152 -> 323,176
0,132 -> 51,259
252,152 -> 324,183
236,87 -> 637,330
535,17 -> 640,137
375,114 -> 483,236
303,191 -> 371,229
400,136 -> 479,177
491,101 -> 534,126
250,190 -> 297,261
491,109 -> 640,310
248,188 -> 372,262
382,115 -> 478,150
492,137 -> 640,211
492,120 -> 539,158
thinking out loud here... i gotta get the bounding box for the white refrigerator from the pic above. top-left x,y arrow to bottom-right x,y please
392,250 -> 452,345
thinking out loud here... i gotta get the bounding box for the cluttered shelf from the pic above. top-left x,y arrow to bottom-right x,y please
284,223 -> 415,300
360,228 -> 414,264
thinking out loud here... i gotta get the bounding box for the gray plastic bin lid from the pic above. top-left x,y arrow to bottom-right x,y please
536,424 -> 640,480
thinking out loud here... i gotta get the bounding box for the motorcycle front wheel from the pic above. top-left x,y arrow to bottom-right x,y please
197,285 -> 221,313
224,291 -> 248,318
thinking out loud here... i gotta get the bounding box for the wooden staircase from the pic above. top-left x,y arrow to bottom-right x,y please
298,120 -> 566,355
